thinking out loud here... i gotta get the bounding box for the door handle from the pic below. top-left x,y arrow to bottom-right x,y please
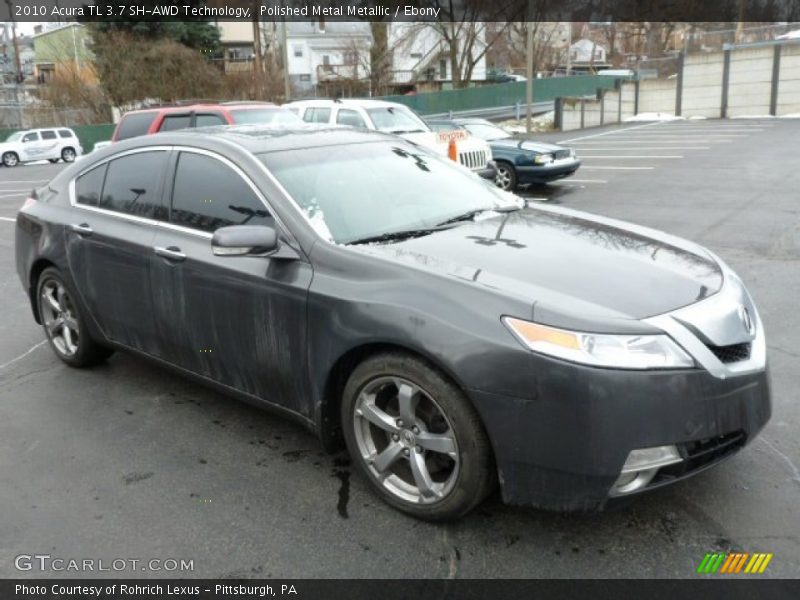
69,223 -> 93,236
154,246 -> 186,262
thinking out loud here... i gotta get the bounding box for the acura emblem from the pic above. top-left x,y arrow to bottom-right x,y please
739,305 -> 755,336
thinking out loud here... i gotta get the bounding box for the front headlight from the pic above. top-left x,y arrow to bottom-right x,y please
534,153 -> 553,165
502,317 -> 694,369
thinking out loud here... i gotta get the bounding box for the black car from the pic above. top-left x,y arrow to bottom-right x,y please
15,126 -> 770,520
428,118 -> 581,191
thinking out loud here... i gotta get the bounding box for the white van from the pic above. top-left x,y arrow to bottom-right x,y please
0,127 -> 83,167
284,99 -> 495,178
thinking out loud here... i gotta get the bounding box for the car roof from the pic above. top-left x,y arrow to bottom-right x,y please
117,124 -> 399,154
285,98 -> 411,110
122,102 -> 277,116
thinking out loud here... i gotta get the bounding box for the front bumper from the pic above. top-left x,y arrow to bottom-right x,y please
476,160 -> 497,181
468,358 -> 771,511
517,158 -> 581,183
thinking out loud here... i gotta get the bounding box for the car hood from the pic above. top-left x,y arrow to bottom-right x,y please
490,136 -> 566,153
354,206 -> 723,329
399,131 -> 447,155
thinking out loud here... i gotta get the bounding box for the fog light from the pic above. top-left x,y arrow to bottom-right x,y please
611,445 -> 682,496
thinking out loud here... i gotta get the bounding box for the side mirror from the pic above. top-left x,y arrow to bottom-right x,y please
212,225 -> 278,257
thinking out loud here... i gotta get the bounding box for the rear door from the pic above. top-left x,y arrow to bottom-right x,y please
38,130 -> 61,160
149,149 -> 312,412
65,149 -> 169,353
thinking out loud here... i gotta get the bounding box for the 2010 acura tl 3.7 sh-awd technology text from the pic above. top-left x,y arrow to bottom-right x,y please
15,126 -> 771,520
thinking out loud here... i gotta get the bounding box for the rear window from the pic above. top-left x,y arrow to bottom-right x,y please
75,164 -> 107,207
195,113 -> 226,127
115,112 -> 158,141
40,130 -> 57,140
58,129 -> 74,138
159,114 -> 192,132
302,107 -> 331,124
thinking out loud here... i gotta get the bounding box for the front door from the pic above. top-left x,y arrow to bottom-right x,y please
149,149 -> 312,414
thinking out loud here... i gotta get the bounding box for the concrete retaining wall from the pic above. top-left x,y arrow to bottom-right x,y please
556,41 -> 800,130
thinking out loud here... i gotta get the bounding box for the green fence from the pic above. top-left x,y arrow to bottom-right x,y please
0,124 -> 115,154
381,75 -> 620,115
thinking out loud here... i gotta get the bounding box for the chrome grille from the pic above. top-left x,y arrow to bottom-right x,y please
458,150 -> 487,170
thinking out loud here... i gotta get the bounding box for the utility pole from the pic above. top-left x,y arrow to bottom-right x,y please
282,19 -> 291,102
525,20 -> 534,134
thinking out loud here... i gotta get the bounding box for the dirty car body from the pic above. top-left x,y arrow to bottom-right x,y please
15,126 -> 770,517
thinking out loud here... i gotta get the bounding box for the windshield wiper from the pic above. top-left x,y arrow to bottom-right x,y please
436,205 -> 520,227
390,129 -> 426,134
346,225 -> 453,246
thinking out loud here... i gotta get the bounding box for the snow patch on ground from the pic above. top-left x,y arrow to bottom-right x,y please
624,112 -> 685,122
498,110 -> 555,133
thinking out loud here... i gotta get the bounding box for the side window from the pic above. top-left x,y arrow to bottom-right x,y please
75,164 -> 107,207
336,109 -> 367,128
170,152 -> 272,233
303,107 -> 331,124
99,151 -> 166,219
195,113 -> 226,127
41,130 -> 57,140
115,112 -> 157,141
22,132 -> 39,142
58,129 -> 73,138
159,114 -> 192,132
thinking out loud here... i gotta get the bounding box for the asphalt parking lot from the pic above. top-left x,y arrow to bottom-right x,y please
1,118 -> 798,579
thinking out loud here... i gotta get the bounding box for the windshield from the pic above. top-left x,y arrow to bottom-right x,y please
230,108 -> 302,125
462,123 -> 512,141
366,107 -> 430,134
6,132 -> 23,142
260,141 -> 517,244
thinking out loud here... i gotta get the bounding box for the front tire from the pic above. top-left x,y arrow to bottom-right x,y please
2,151 -> 19,167
342,353 -> 495,520
494,161 -> 517,191
36,267 -> 113,368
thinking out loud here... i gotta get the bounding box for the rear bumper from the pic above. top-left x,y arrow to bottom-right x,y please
468,356 -> 771,511
517,159 -> 581,183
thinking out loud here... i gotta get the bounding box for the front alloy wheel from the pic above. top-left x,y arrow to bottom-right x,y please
353,376 -> 460,504
494,163 -> 517,191
2,152 -> 19,167
342,353 -> 495,520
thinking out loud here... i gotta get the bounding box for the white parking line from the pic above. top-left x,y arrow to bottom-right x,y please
0,216 -> 16,222
573,147 -> 710,151
558,121 -> 665,144
581,165 -> 655,170
0,188 -> 34,193
556,179 -> 607,184
0,193 -> 25,199
0,180 -> 48,184
577,155 -> 683,159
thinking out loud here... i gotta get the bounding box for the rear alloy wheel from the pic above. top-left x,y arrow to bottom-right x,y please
37,268 -> 113,367
494,162 -> 517,191
342,353 -> 494,520
2,152 -> 19,167
61,147 -> 76,162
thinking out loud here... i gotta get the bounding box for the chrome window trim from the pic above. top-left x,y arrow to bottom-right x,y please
68,144 -> 295,244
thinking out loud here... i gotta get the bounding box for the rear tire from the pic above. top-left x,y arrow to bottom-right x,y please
36,267 -> 114,368
2,152 -> 19,167
341,352 -> 495,521
61,147 -> 76,163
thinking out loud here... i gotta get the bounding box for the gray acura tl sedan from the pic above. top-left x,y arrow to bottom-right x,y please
15,126 -> 770,520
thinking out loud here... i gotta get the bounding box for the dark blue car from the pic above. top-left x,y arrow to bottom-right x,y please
427,118 -> 581,191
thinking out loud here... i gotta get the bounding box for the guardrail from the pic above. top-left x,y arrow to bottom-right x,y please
424,100 -> 554,121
